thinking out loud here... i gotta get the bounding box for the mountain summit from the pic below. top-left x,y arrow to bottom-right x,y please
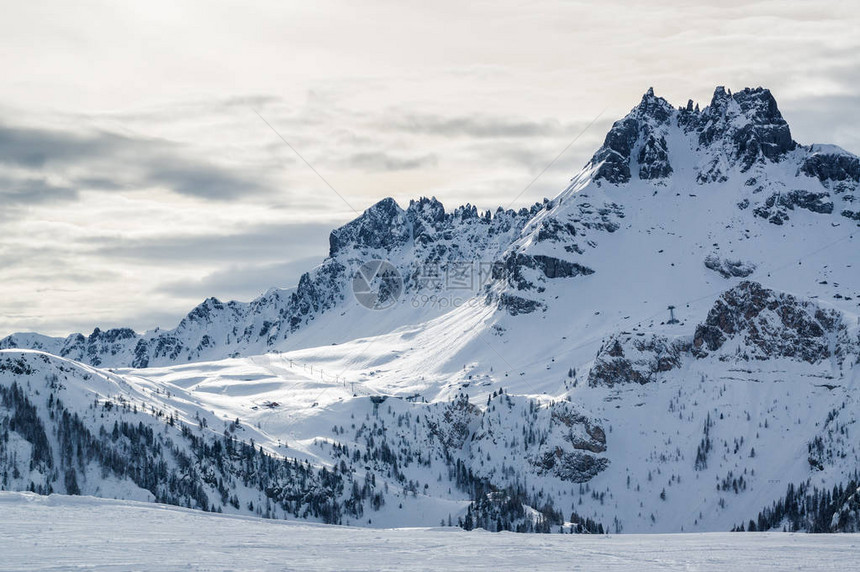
590,86 -> 799,185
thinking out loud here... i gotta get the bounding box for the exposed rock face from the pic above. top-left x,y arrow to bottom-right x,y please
832,486 -> 860,532
329,197 -> 410,257
801,145 -> 860,185
692,281 -> 855,364
329,197 -> 535,260
490,252 -> 595,316
590,86 -> 798,185
65,327 -> 137,367
694,87 -> 796,181
590,117 -> 637,184
703,254 -> 756,279
496,293 -> 543,316
780,190 -> 834,214
591,88 -> 675,184
638,133 -> 673,180
530,403 -> 610,483
535,449 -> 610,483
752,190 -> 834,224
552,408 -> 607,454
426,394 -> 479,451
587,333 -> 689,387
572,201 -> 625,233
488,195 -> 621,317
535,218 -> 577,243
486,195 -> 618,315
454,396 -> 611,485
586,282 -> 858,387
496,253 -> 593,291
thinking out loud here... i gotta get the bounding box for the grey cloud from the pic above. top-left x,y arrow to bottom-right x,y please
783,93 -> 860,154
0,243 -> 120,283
388,114 -> 566,138
91,94 -> 286,125
156,257 -> 322,301
0,222 -> 335,337
346,151 -> 438,171
82,222 -> 334,264
0,176 -> 76,204
0,123 -> 270,200
144,159 -> 266,200
0,125 -> 116,168
22,270 -> 121,286
73,176 -> 131,191
219,94 -> 284,109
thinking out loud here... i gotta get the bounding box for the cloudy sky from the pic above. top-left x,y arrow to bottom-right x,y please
1,0 -> 858,337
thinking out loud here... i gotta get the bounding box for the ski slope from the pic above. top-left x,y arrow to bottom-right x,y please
108,335 -> 859,533
0,492 -> 857,571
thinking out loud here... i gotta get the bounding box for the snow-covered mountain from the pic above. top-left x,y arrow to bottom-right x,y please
1,86 -> 859,533
0,199 -> 539,367
4,86 -> 858,369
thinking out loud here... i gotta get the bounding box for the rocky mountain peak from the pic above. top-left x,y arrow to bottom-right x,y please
587,280 -> 858,389
710,85 -> 729,103
636,87 -> 674,123
695,86 -> 796,179
706,86 -> 782,124
801,144 -> 860,187
590,86 -> 798,185
329,197 -> 409,257
589,87 -> 677,185
407,196 -> 446,222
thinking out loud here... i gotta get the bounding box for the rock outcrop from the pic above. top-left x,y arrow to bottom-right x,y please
587,333 -> 689,387
703,254 -> 756,279
692,281 -> 855,364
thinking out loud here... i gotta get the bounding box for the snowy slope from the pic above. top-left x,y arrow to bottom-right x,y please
0,349 -> 426,525
1,86 -> 859,534
3,88 -> 858,374
109,281 -> 858,533
3,493 -> 859,572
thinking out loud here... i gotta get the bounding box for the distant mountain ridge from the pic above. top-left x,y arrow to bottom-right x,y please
0,198 -> 542,366
3,86 -> 858,369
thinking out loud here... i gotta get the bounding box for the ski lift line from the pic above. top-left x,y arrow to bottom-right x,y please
764,230 -> 854,277
247,354 -> 347,404
505,107 -> 607,210
252,109 -> 359,215
303,336 -> 395,403
244,230 -> 858,396
494,228 -> 858,377
326,328 -> 399,398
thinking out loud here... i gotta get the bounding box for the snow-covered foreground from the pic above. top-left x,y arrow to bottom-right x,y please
0,493 -> 856,571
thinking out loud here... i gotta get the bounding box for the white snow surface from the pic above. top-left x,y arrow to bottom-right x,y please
0,492 -> 857,571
